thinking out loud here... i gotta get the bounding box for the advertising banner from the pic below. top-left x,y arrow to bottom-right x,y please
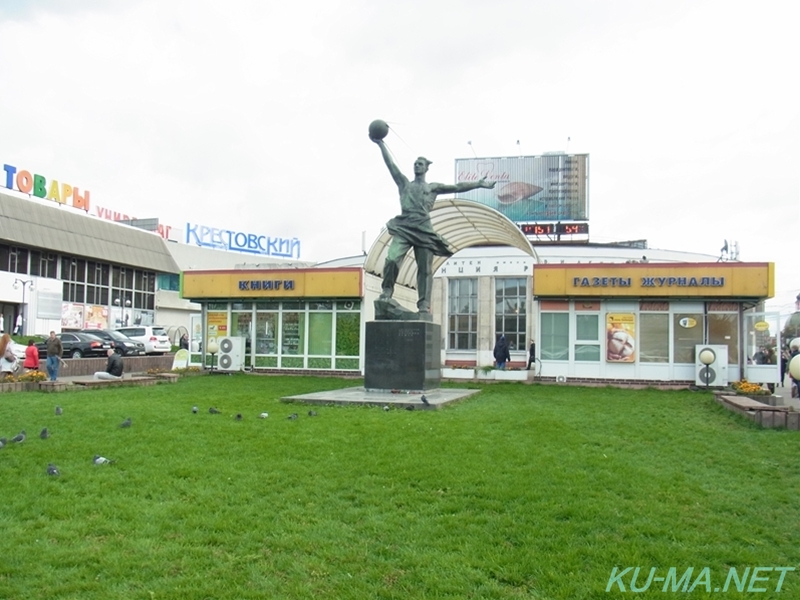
454,154 -> 588,223
606,313 -> 636,363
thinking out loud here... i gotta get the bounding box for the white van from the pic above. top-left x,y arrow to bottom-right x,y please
115,326 -> 172,354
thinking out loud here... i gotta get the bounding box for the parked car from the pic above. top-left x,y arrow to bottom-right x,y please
36,332 -> 113,359
8,341 -> 27,361
79,329 -> 146,356
115,326 -> 171,354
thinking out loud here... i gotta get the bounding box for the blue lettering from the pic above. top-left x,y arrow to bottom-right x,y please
233,232 -> 248,249
657,277 -> 667,286
601,277 -> 608,286
700,277 -> 711,285
581,277 -> 590,287
264,281 -> 273,290
267,237 -> 279,255
238,281 -> 250,290
677,277 -> 687,286
274,280 -> 282,290
185,222 -> 200,245
573,277 -> 580,287
642,277 -> 655,287
251,281 -> 262,290
3,164 -> 16,189
257,235 -> 267,251
688,277 -> 698,286
284,280 -> 294,290
667,277 -> 677,286
592,277 -> 601,286
620,277 -> 631,287
247,233 -> 259,249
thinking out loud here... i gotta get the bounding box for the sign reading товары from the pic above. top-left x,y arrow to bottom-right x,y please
185,222 -> 301,259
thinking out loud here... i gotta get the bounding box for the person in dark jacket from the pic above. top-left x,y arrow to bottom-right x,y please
45,331 -> 63,381
94,349 -> 124,380
527,341 -> 536,371
493,334 -> 511,370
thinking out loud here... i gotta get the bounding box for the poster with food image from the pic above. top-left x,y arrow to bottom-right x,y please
606,313 -> 636,362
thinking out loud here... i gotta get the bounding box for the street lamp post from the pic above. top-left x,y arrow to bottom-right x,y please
13,279 -> 34,336
114,297 -> 132,327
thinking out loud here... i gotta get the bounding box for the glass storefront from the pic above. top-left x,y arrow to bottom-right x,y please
203,300 -> 361,371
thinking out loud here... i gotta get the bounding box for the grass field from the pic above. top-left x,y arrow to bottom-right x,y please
0,375 -> 798,599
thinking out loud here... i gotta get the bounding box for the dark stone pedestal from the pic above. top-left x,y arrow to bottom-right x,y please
365,321 -> 441,391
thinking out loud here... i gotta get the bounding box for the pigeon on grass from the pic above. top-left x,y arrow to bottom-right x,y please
235,413 -> 243,421
192,406 -> 198,414
0,437 -> 6,448
259,412 -> 269,419
405,405 -> 414,411
383,405 -> 390,411
46,463 -> 60,476
93,455 -> 115,465
308,410 -> 318,417
209,407 -> 221,414
421,395 -> 429,406
11,430 -> 26,443
287,413 -> 298,420
55,406 -> 63,416
40,427 -> 50,439
119,418 -> 132,428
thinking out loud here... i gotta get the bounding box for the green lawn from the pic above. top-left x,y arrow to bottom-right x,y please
0,376 -> 798,599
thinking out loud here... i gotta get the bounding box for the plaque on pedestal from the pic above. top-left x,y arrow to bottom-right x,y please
365,321 -> 441,391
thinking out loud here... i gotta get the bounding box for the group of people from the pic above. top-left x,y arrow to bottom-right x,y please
0,331 -> 124,381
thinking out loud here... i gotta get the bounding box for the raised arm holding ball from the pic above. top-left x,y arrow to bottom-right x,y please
369,120 -> 494,318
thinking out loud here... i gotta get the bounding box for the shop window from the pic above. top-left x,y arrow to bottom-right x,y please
281,312 -> 305,355
541,313 -> 569,360
707,313 -> 739,365
495,277 -> 526,351
233,311 -> 253,354
309,301 -> 333,311
575,313 -> 600,361
335,312 -> 360,357
448,278 -> 478,350
639,313 -> 669,363
308,313 -> 333,355
337,300 -> 360,311
255,312 -> 278,354
673,313 -> 703,363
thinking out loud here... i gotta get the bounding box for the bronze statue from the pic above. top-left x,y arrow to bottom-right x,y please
371,129 -> 495,319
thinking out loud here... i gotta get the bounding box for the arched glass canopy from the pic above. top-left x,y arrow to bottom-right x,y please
364,198 -> 538,288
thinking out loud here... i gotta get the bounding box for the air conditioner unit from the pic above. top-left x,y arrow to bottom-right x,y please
217,336 -> 245,372
695,344 -> 728,387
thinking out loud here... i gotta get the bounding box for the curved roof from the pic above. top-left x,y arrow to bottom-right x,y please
0,191 -> 180,273
364,198 -> 536,289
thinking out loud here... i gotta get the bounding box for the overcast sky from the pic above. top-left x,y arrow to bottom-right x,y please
1,0 -> 798,314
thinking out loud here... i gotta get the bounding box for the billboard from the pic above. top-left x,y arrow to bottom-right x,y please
454,154 -> 588,223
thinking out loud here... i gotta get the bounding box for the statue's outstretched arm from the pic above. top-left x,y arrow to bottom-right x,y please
431,178 -> 496,194
373,139 -> 406,188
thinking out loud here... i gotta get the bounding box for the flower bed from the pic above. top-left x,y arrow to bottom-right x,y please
730,379 -> 771,396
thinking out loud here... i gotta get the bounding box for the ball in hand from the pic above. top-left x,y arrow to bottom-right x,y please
368,119 -> 389,140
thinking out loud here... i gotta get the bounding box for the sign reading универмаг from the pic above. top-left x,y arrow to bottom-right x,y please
185,223 -> 301,259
